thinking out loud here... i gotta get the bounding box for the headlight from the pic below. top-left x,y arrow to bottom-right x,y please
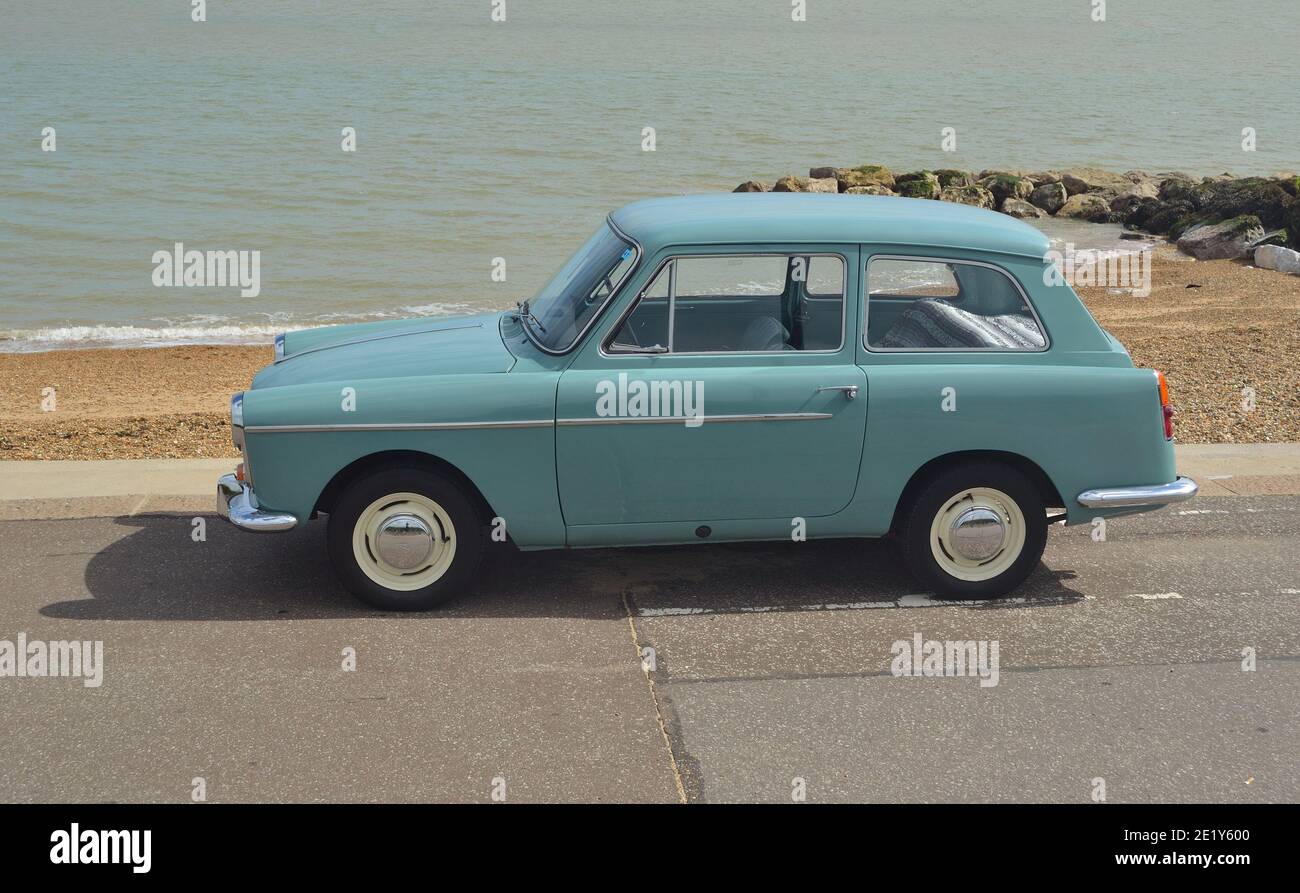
230,392 -> 245,447
273,333 -> 286,360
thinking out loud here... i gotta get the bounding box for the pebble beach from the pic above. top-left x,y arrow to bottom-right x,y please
2,246 -> 1295,461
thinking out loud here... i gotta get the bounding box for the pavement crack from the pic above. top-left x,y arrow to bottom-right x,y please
665,655 -> 1300,687
621,591 -> 689,804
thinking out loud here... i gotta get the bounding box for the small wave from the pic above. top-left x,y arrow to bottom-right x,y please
0,324 -> 284,352
0,304 -> 479,353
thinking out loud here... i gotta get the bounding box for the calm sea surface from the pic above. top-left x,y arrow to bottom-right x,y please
2,0 -> 1296,350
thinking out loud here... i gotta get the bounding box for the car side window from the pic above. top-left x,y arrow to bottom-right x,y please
608,265 -> 670,351
798,256 -> 846,350
609,254 -> 845,353
866,257 -> 1046,351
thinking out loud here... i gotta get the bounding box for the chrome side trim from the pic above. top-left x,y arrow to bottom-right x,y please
245,419 -> 555,434
273,322 -> 483,365
557,412 -> 833,426
1077,476 -> 1199,509
217,473 -> 298,532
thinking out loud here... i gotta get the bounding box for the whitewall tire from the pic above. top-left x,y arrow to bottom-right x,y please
328,467 -> 485,611
899,463 -> 1047,599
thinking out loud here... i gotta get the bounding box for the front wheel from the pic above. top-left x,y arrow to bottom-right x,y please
326,467 -> 485,611
897,463 -> 1047,599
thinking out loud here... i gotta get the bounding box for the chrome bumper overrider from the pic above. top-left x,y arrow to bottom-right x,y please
217,473 -> 298,532
1076,476 -> 1199,509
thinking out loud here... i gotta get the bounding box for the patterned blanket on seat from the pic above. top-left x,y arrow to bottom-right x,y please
878,298 -> 1045,350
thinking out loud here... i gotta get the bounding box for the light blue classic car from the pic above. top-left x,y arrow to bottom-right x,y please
219,194 -> 1197,610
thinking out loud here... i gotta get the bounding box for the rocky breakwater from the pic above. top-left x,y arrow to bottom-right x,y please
735,166 -> 1300,272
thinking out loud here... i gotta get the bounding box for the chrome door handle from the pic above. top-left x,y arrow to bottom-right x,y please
816,385 -> 859,400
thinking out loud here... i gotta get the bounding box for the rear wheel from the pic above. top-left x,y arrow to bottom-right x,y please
897,463 -> 1047,599
326,467 -> 485,611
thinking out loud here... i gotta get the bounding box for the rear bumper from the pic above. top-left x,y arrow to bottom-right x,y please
1076,475 -> 1199,509
217,473 -> 298,532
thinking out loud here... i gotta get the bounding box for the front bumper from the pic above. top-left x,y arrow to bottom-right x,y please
1077,475 -> 1199,509
217,473 -> 298,532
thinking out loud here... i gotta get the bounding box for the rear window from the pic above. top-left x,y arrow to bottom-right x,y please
866,257 -> 1046,351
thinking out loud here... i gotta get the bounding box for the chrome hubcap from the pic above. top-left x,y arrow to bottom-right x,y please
353,492 -> 457,591
948,507 -> 1006,561
930,487 -> 1025,583
373,513 -> 434,570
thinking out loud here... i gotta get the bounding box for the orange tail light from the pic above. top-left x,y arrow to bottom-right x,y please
1155,371 -> 1174,440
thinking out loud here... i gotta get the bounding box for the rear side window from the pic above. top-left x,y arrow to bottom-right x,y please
805,255 -> 845,297
866,257 -> 1046,351
868,259 -> 959,300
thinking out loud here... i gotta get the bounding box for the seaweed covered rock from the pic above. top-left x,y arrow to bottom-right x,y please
1166,211 -> 1218,241
933,169 -> 974,189
894,171 -> 942,199
774,175 -> 838,193
835,164 -> 895,191
1158,177 -> 1212,210
1058,193 -> 1118,223
736,166 -> 1300,253
1109,184 -> 1160,218
1029,181 -> 1068,214
938,185 -> 996,208
1176,215 -> 1266,260
1143,200 -> 1196,235
844,184 -> 894,195
1000,198 -> 1046,219
1060,167 -> 1132,196
1197,177 -> 1294,229
977,173 -> 1034,208
1121,196 -> 1165,230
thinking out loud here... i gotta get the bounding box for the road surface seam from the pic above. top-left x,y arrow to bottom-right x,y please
658,656 -> 1300,687
620,592 -> 688,804
635,587 -> 1298,617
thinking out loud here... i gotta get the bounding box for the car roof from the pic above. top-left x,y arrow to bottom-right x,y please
610,193 -> 1051,260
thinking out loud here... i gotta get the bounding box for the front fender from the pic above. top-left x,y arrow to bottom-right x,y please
240,373 -> 564,547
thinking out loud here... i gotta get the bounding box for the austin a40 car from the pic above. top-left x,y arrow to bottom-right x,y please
219,194 -> 1197,609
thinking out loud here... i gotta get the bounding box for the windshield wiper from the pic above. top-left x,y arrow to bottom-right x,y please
513,300 -> 547,336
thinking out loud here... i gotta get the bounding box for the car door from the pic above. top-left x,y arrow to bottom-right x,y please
555,246 -> 867,526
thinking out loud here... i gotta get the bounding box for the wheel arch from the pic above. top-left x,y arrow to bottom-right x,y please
313,449 -> 496,526
888,449 -> 1064,534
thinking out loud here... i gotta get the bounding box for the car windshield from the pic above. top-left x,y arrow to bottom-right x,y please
523,223 -> 637,352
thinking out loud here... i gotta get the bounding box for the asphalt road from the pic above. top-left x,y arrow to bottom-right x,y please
1,494 -> 1296,803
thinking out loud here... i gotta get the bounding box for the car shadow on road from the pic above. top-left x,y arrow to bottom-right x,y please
44,512 -> 1083,621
